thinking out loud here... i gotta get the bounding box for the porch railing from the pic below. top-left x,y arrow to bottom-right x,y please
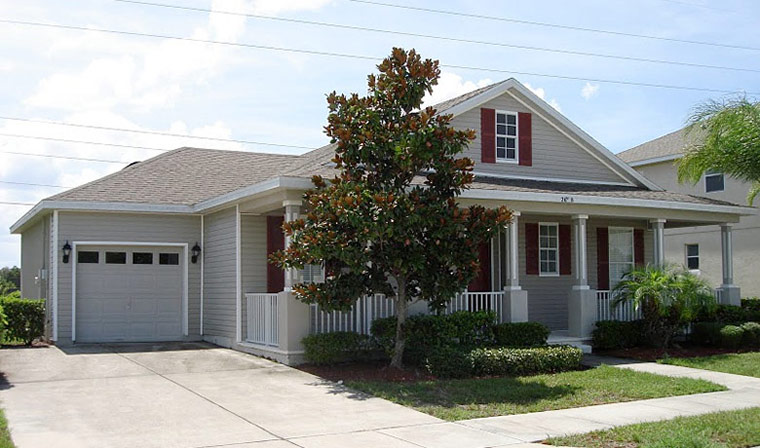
596,290 -> 641,322
714,288 -> 724,304
246,293 -> 279,346
309,290 -> 505,335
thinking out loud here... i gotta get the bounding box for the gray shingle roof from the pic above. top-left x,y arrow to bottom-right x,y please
430,80 -> 508,113
618,127 -> 703,164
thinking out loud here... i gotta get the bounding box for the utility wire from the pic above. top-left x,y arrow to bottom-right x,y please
0,201 -> 36,206
0,180 -> 69,189
0,132 -> 169,152
0,115 -> 317,150
0,150 -> 125,164
112,0 -> 760,74
348,0 -> 760,52
0,19 -> 756,95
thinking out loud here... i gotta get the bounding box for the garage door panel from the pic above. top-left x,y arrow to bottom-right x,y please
76,246 -> 184,343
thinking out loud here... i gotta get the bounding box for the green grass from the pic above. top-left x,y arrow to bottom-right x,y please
660,352 -> 760,379
0,407 -> 15,448
548,407 -> 760,448
347,365 -> 724,421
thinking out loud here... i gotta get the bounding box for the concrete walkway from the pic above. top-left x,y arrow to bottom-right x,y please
1,345 -> 759,448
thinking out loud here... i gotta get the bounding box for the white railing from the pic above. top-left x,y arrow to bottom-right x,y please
714,288 -> 724,304
246,293 -> 279,346
446,291 -> 504,318
597,290 -> 641,322
310,294 -> 395,335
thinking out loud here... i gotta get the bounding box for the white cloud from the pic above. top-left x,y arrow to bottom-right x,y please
524,83 -> 562,112
423,72 -> 493,108
581,82 -> 600,100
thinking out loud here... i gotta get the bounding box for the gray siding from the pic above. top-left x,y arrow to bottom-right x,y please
240,214 -> 268,339
203,207 -> 238,339
21,218 -> 48,300
55,212 -> 202,343
452,93 -> 626,184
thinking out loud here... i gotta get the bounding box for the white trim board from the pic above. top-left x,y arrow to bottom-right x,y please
51,211 -> 59,342
70,241 -> 189,343
624,154 -> 682,167
470,171 -> 634,187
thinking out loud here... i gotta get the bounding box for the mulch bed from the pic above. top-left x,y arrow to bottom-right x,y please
299,361 -> 435,383
598,344 -> 755,362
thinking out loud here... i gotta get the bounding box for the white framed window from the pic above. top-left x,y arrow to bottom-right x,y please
609,227 -> 634,288
686,244 -> 699,271
705,170 -> 724,193
495,111 -> 518,162
539,223 -> 559,276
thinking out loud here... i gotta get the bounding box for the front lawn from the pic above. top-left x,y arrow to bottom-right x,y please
347,365 -> 724,421
660,351 -> 760,378
548,407 -> 760,448
0,407 -> 15,448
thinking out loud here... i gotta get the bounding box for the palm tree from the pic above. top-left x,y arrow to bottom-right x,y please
612,265 -> 715,348
677,96 -> 760,205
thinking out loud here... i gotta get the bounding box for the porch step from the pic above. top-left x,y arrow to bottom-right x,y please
548,331 -> 593,354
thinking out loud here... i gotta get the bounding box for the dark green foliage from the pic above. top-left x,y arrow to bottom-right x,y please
493,321 -> 550,347
0,266 -> 20,296
424,345 -> 474,379
742,297 -> 760,313
302,332 -> 381,365
592,320 -> 646,350
371,311 -> 496,365
691,322 -> 725,346
698,304 -> 760,325
469,346 -> 583,377
0,296 -> 45,345
719,325 -> 745,349
740,322 -> 760,346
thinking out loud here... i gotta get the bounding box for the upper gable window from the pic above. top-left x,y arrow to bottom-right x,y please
705,170 -> 724,193
495,111 -> 518,162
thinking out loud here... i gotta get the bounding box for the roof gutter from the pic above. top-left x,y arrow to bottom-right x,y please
625,153 -> 683,167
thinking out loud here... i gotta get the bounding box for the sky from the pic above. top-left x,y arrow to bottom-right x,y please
0,0 -> 758,268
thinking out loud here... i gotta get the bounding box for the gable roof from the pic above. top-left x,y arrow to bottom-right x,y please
618,127 -> 703,166
431,78 -> 662,191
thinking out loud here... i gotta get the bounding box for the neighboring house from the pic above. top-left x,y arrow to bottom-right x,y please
619,128 -> 760,299
11,79 -> 753,364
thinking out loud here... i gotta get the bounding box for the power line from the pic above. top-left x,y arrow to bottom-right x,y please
348,0 -> 760,52
0,115 -> 317,150
0,150 -> 125,164
0,180 -> 69,189
0,201 -> 35,206
0,19 -> 756,95
0,132 -> 169,152
112,0 -> 760,74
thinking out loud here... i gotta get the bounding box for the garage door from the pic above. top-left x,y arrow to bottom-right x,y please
76,245 -> 183,343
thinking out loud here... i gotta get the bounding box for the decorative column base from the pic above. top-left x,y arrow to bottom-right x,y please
718,285 -> 741,306
501,288 -> 528,323
276,290 -> 311,364
568,288 -> 597,338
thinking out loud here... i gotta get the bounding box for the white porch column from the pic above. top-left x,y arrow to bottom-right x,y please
650,219 -> 666,267
283,200 -> 301,291
568,214 -> 596,338
501,212 -> 528,323
719,223 -> 741,305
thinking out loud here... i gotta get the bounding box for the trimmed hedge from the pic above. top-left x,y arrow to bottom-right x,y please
691,321 -> 760,348
697,304 -> 760,325
592,320 -> 645,350
720,325 -> 744,349
424,345 -> 583,378
493,322 -> 550,347
692,322 -> 724,346
302,332 -> 380,365
741,322 -> 760,346
0,296 -> 44,345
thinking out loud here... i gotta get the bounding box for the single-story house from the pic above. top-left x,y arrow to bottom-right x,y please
11,79 -> 754,364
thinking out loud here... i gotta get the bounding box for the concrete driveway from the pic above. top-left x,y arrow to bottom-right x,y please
0,343 -> 462,448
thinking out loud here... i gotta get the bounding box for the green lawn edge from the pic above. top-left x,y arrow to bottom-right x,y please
548,407 -> 760,448
0,407 -> 15,448
660,351 -> 760,379
347,365 -> 725,421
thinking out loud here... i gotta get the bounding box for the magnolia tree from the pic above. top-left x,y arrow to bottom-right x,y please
272,48 -> 511,367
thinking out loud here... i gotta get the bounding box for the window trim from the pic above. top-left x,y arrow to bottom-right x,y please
538,222 -> 560,277
494,110 -> 519,164
685,243 -> 700,272
608,226 -> 635,289
705,170 -> 725,193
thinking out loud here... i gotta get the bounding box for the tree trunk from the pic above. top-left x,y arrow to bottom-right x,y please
390,277 -> 408,369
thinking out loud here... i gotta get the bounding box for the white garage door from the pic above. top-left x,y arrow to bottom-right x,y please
76,245 -> 184,343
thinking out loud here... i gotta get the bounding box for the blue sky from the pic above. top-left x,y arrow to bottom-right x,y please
0,0 -> 758,267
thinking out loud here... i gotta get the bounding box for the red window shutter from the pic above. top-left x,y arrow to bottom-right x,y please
468,242 -> 491,292
266,216 -> 285,293
525,223 -> 539,275
480,108 -> 496,163
634,229 -> 645,267
597,227 -> 609,290
559,224 -> 572,276
518,112 -> 532,166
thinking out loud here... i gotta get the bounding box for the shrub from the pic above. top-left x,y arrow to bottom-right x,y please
0,302 -> 6,339
719,325 -> 745,349
493,322 -> 549,347
742,297 -> 760,313
740,322 -> 760,346
424,345 -> 474,379
470,345 -> 583,377
302,332 -> 380,365
691,322 -> 724,346
0,296 -> 45,345
592,320 -> 645,350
